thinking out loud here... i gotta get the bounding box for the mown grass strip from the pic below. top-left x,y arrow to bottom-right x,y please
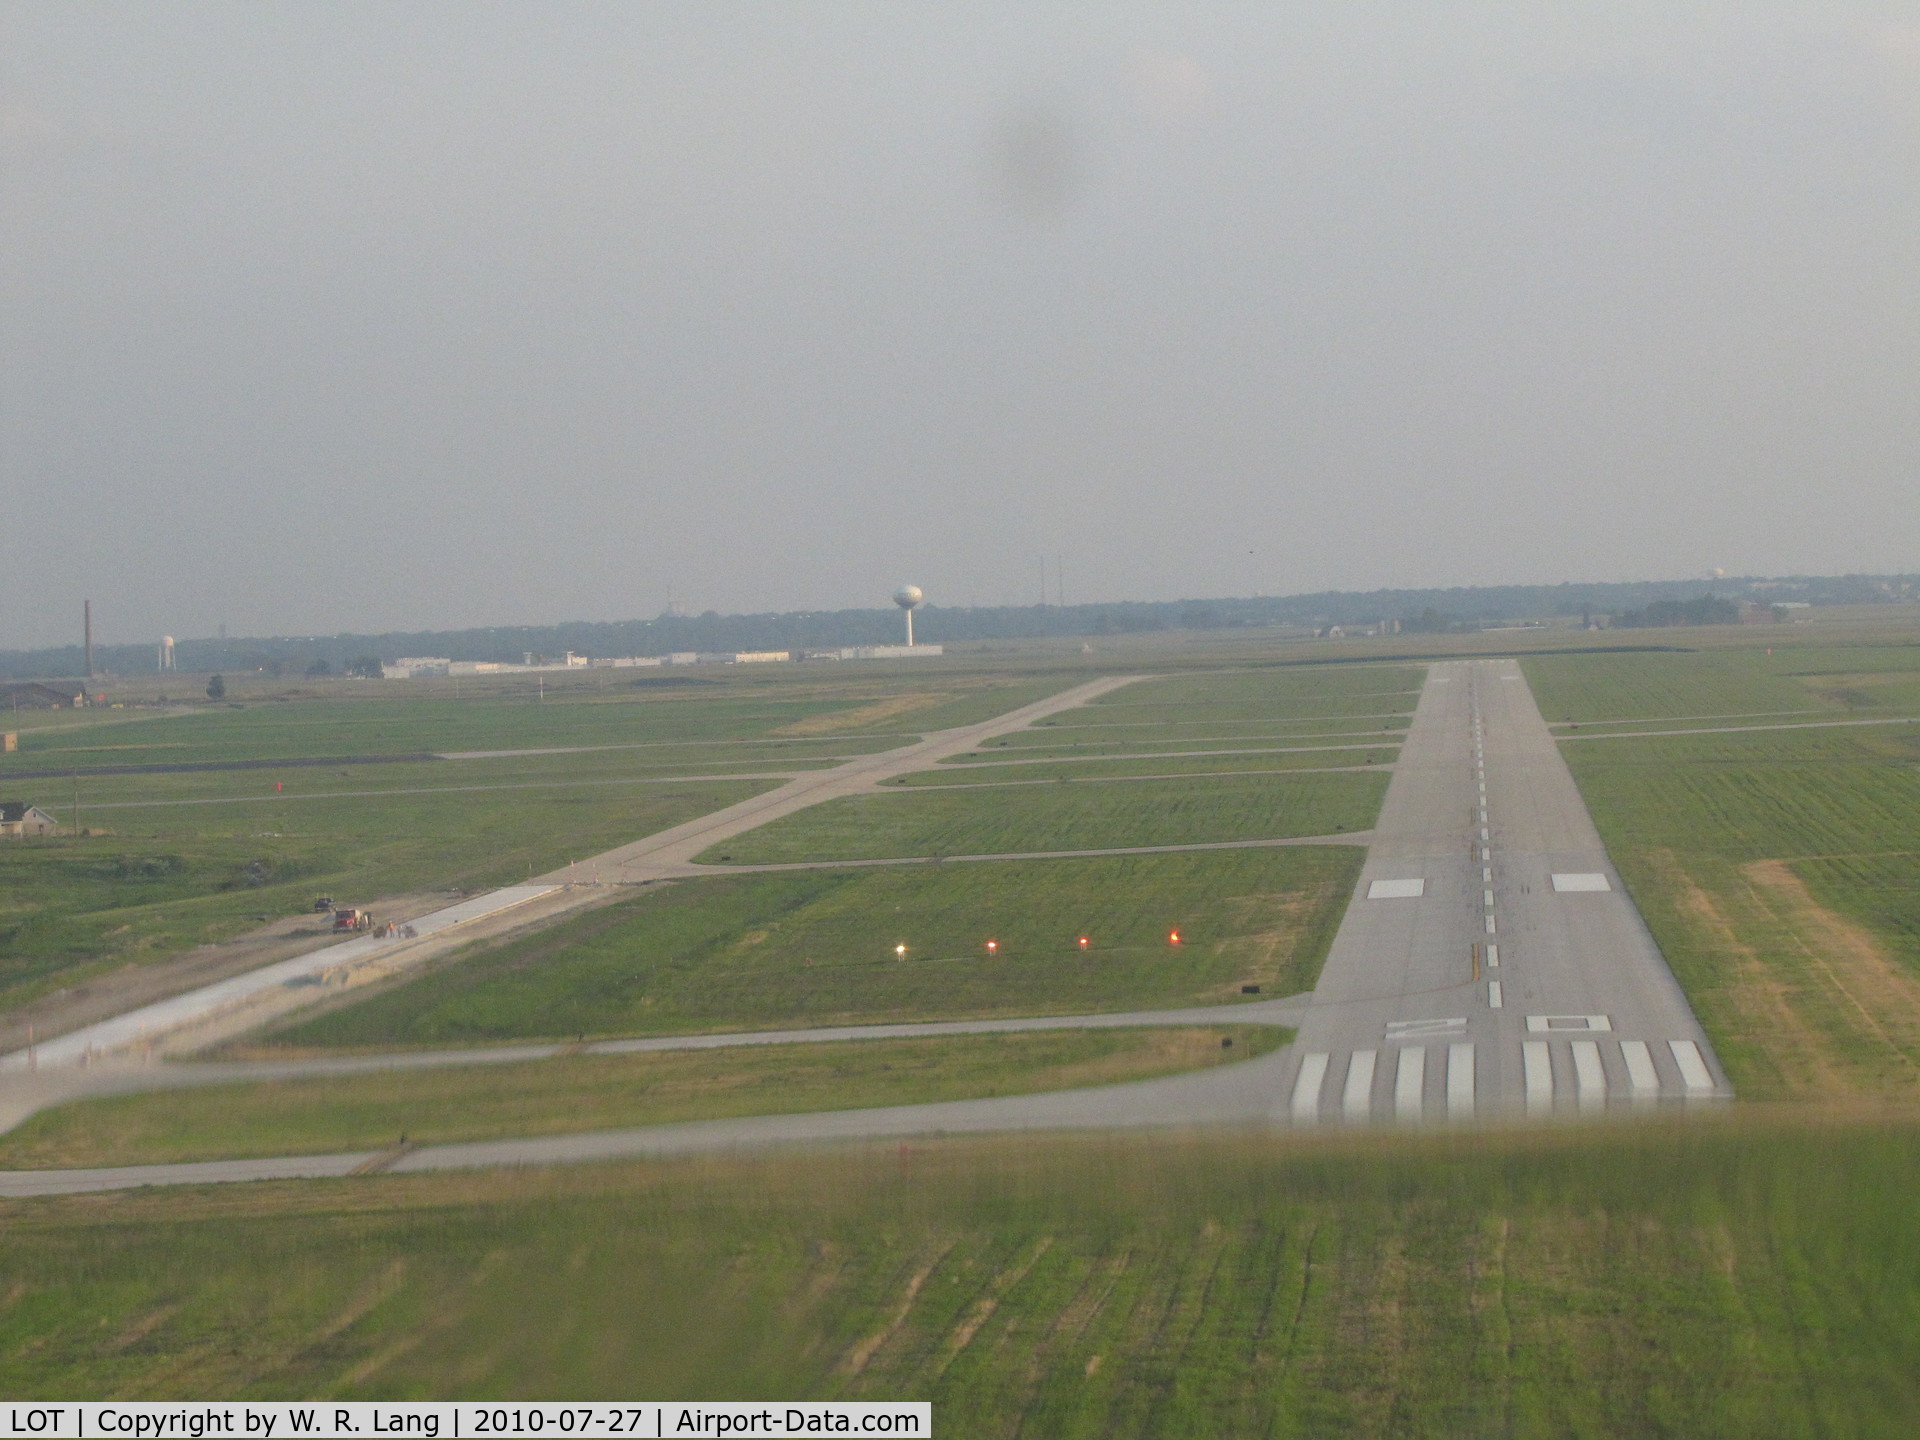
0,1027 -> 1284,1170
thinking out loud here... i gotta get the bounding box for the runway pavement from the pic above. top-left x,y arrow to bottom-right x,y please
1275,658 -> 1728,1125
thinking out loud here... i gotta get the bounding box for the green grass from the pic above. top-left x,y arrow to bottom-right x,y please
0,673 -> 1084,774
0,1027 -> 1284,1169
0,780 -> 774,1009
978,719 -> 1408,752
1094,664 -> 1427,709
0,670 -> 1090,1009
1524,650 -> 1834,724
1556,714 -> 1920,1100
7,1118 -> 1920,1434
891,748 -> 1395,786
269,849 -> 1361,1047
697,771 -> 1387,864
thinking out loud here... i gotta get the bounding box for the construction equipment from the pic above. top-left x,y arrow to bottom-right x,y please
331,907 -> 374,933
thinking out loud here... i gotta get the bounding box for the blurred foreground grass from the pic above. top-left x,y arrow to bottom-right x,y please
6,1115 -> 1920,1436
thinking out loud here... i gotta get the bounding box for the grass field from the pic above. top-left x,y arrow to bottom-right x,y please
696,771 -> 1387,864
971,722 -> 1407,754
0,669 -> 1091,1011
267,849 -> 1361,1047
0,780 -> 775,1010
1540,655 -> 1920,1101
5,1118 -> 1919,1435
0,671 -> 1084,773
0,1027 -> 1282,1169
1091,664 -> 1427,709
891,749 -> 1394,786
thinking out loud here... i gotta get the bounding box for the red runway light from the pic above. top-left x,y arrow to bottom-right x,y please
1169,929 -> 1182,945
1077,936 -> 1090,948
985,939 -> 998,952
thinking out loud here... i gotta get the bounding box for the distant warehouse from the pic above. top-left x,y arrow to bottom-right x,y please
838,645 -> 943,659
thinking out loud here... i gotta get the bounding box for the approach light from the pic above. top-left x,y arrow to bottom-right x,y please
1169,929 -> 1182,945
985,939 -> 998,952
1078,936 -> 1091,949
895,943 -> 907,957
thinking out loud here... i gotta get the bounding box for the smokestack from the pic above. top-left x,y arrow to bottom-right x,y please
84,600 -> 93,679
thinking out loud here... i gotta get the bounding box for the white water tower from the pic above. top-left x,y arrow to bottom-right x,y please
893,585 -> 924,646
158,636 -> 176,671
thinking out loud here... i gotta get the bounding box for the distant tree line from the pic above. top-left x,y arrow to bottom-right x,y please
1612,595 -> 1742,628
4,573 -> 1910,680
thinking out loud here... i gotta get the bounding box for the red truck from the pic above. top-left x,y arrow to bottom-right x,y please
331,907 -> 375,933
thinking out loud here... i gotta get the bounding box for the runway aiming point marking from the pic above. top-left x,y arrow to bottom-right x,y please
1550,873 -> 1611,892
1527,1014 -> 1612,1033
1367,878 -> 1426,899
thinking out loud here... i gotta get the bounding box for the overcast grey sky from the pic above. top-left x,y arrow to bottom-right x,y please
4,3 -> 1917,648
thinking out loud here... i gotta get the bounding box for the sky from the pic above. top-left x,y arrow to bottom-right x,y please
3,2 -> 1918,649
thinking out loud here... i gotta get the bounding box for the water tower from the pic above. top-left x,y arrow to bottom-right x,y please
158,636 -> 176,671
893,585 -> 924,647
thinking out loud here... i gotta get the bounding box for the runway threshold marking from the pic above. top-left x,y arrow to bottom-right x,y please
1395,1047 -> 1425,1119
1343,1049 -> 1377,1119
1669,1039 -> 1716,1094
1523,1040 -> 1553,1114
1620,1040 -> 1659,1096
1447,1042 -> 1475,1117
1571,1040 -> 1607,1108
1290,1052 -> 1330,1122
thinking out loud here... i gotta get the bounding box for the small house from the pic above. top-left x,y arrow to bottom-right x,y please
0,802 -> 60,837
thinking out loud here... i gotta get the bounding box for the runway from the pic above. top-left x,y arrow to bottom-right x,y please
1275,658 -> 1727,1123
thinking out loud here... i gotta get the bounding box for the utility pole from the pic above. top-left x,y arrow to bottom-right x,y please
84,599 -> 94,680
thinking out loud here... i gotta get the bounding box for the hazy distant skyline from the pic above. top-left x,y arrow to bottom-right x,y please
5,3 -> 1918,650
